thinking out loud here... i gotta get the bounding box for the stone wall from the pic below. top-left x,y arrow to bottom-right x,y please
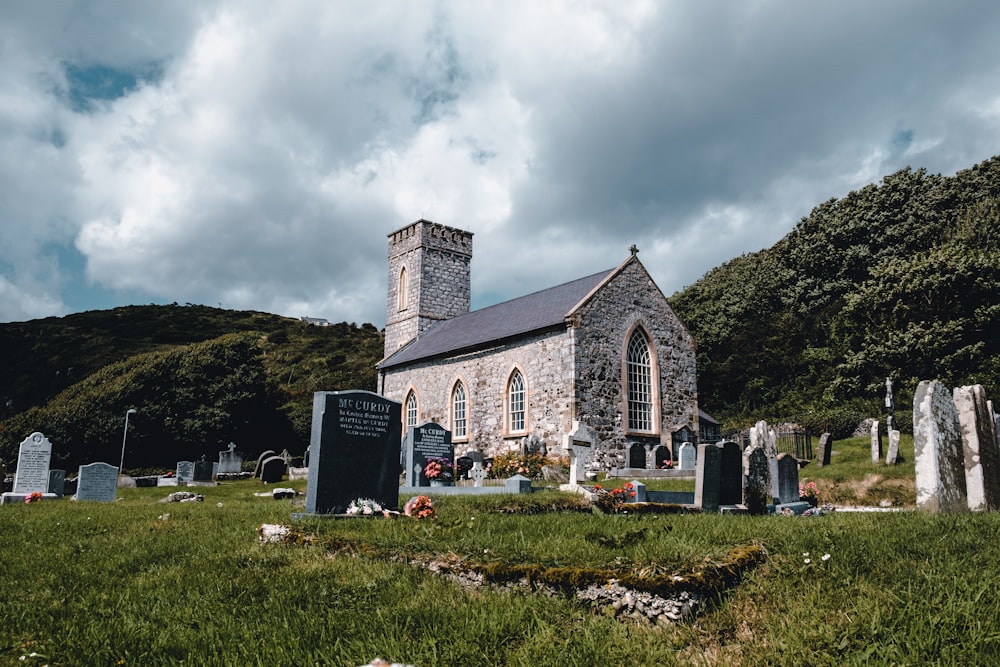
381,328 -> 575,455
572,258 -> 699,467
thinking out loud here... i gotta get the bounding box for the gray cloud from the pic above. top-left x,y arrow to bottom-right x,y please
1,1 -> 999,325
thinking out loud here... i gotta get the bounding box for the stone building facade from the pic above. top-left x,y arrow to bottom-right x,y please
377,219 -> 699,466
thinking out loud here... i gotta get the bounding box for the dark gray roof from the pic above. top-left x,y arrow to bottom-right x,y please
379,268 -> 616,369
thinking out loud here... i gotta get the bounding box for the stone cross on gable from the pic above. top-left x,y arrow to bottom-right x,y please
629,244 -> 639,257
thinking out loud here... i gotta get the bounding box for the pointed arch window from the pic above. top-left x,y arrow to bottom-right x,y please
507,369 -> 526,433
451,381 -> 467,439
405,390 -> 418,430
626,329 -> 654,433
397,266 -> 409,312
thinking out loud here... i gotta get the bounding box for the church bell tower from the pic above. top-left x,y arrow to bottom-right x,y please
384,220 -> 473,358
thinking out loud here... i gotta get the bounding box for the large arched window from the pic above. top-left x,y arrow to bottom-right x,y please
397,266 -> 409,311
507,369 -> 526,433
451,381 -> 467,439
626,329 -> 654,433
404,390 -> 418,430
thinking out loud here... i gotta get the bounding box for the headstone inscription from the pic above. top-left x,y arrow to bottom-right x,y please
403,422 -> 453,487
694,443 -> 721,511
260,456 -> 286,484
13,432 -> 52,494
954,384 -> 1000,512
305,390 -> 402,515
48,469 -> 66,497
75,462 -> 118,502
871,421 -> 882,464
217,443 -> 243,475
776,453 -> 800,505
718,441 -> 743,505
176,461 -> 194,482
816,433 -> 833,467
744,447 -> 769,515
913,380 -> 967,513
678,442 -> 696,470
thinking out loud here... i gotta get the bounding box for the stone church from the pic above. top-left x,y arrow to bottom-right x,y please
376,219 -> 699,467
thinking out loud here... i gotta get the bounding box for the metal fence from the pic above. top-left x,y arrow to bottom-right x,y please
725,428 -> 813,460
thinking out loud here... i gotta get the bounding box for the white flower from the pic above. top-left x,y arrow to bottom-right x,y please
804,558 -> 812,564
821,553 -> 831,561
802,552 -> 810,557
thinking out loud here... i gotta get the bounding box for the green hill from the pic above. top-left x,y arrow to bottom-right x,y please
669,155 -> 1000,434
0,305 -> 383,470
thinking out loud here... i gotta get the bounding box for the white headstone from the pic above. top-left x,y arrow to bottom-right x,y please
13,432 -> 52,495
562,421 -> 595,486
871,420 -> 882,464
678,442 -> 696,470
470,461 -> 487,487
914,380 -> 967,513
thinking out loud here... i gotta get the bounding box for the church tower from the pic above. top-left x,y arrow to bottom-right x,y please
384,219 -> 473,357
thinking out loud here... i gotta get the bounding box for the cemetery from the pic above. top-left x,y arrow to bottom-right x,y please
3,382 -> 1000,664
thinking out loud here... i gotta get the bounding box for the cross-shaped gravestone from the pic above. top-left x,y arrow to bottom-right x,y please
562,420 -> 595,486
470,461 -> 487,487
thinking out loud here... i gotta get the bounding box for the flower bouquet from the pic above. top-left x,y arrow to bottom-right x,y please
423,456 -> 454,484
799,481 -> 820,507
403,495 -> 435,519
346,498 -> 384,516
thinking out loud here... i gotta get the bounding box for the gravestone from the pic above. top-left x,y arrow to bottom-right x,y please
885,430 -> 901,465
47,469 -> 66,497
176,461 -> 194,483
253,450 -> 276,478
694,443 -> 721,511
718,441 -> 743,505
305,390 -> 402,515
954,384 -> 1000,512
562,421 -> 595,486
678,442 -> 696,470
776,453 -> 800,505
630,479 -> 647,503
456,456 -> 474,480
192,457 -> 213,483
260,456 -> 286,484
75,462 -> 118,502
871,421 -> 883,464
217,443 -> 243,475
403,422 -> 452,487
12,432 -> 53,494
752,421 -> 779,502
913,380 -> 968,513
743,447 -> 769,515
653,444 -> 671,468
816,433 -> 833,467
470,461 -> 487,487
628,442 -> 646,469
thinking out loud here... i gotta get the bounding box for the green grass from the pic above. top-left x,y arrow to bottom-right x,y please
3,471 -> 998,666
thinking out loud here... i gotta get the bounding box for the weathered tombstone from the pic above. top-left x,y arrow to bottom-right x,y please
305,390 -> 402,515
694,443 -> 722,511
718,441 -> 743,505
563,421 -> 595,486
75,462 -> 118,502
192,457 -> 213,483
12,432 -> 52,494
630,479 -> 647,503
253,450 -> 276,478
260,456 -> 286,484
816,432 -> 833,467
743,447 -> 769,515
470,461 -> 487,487
627,442 -> 646,469
871,420 -> 883,464
504,474 -> 531,494
954,384 -> 1000,512
678,442 -> 696,470
403,422 -> 452,487
914,380 -> 968,513
776,453 -> 800,505
47,469 -> 66,497
885,430 -> 901,465
217,443 -> 243,475
175,461 -> 194,483
752,421 -> 779,501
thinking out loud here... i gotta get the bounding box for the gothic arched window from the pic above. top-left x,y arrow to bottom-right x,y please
507,369 -> 526,433
398,266 -> 409,312
626,329 -> 654,433
451,381 -> 467,439
405,390 -> 418,430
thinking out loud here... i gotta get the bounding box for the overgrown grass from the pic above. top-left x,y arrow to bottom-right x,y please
3,472 -> 998,666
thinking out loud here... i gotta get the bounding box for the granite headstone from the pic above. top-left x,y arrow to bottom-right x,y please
76,462 -> 118,502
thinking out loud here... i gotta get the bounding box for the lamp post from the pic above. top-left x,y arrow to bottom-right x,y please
119,408 -> 137,475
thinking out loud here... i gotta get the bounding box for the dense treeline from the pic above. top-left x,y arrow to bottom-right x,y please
0,306 -> 383,469
669,155 -> 1000,435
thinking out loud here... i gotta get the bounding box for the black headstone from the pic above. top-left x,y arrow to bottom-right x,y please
192,457 -> 213,482
718,441 -> 743,505
260,456 -> 286,484
305,390 -> 402,514
403,422 -> 453,486
627,443 -> 646,469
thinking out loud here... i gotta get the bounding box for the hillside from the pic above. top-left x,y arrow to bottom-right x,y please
669,155 -> 1000,434
0,305 -> 383,469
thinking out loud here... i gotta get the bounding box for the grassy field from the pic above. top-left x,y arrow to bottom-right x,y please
4,436 -> 997,666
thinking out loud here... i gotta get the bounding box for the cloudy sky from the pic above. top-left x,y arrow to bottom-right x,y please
3,1 -> 1000,327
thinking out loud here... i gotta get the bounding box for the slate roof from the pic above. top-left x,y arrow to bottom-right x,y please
379,268 -> 617,369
